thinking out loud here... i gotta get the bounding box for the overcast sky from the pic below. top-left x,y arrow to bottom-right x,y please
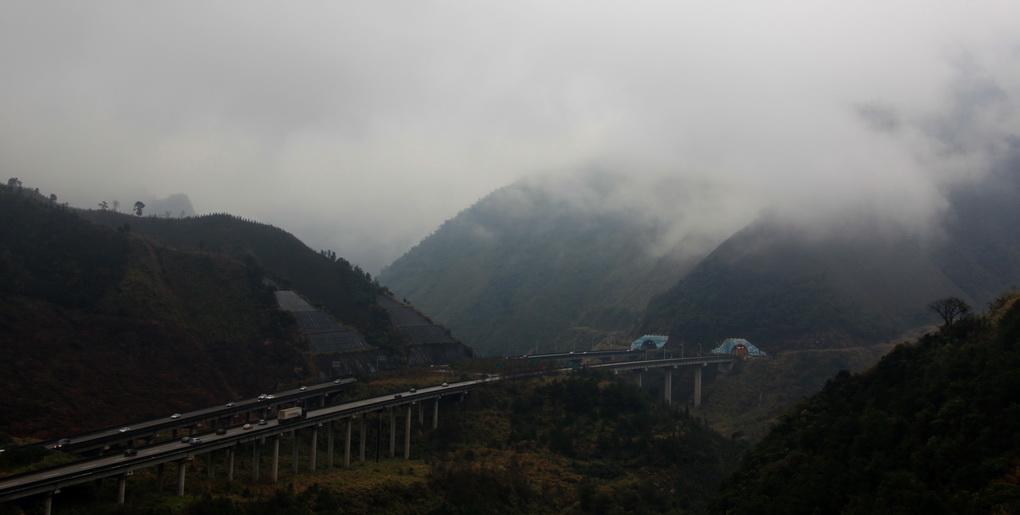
3,2 -> 1019,274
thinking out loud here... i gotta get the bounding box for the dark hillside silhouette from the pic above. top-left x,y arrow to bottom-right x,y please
711,292 -> 1020,513
0,186 -> 306,436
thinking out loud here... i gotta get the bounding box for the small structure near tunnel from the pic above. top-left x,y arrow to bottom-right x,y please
711,338 -> 766,357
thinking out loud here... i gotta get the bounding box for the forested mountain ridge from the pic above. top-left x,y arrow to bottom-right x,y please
0,184 -> 308,437
81,207 -> 471,368
379,172 -> 720,357
710,291 -> 1020,513
0,183 -> 466,438
642,156 -> 1020,352
382,152 -> 1020,358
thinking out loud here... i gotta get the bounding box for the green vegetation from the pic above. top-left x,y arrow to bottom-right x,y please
710,292 -> 1020,513
697,345 -> 893,442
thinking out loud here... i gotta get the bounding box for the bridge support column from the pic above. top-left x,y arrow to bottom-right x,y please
636,371 -> 643,388
664,369 -> 673,406
309,426 -> 318,472
252,441 -> 261,481
327,421 -> 335,469
227,448 -> 235,482
177,460 -> 187,496
433,398 -> 439,429
389,408 -> 396,458
359,416 -> 367,462
291,430 -> 299,475
208,450 -> 215,479
418,401 -> 424,425
404,404 -> 412,459
344,418 -> 352,467
375,412 -> 383,462
156,463 -> 165,491
270,436 -> 280,483
694,366 -> 703,408
117,474 -> 127,504
43,492 -> 53,515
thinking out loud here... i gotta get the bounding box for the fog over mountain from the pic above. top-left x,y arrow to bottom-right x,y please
3,2 -> 1019,273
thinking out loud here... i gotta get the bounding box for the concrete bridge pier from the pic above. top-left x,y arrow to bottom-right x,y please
291,430 -> 299,475
389,408 -> 396,458
42,491 -> 64,515
116,474 -> 127,504
694,365 -> 703,408
344,418 -> 352,467
376,411 -> 383,462
227,448 -> 235,482
252,441 -> 261,481
327,421 -> 334,469
359,415 -> 367,462
156,463 -> 165,491
207,450 -> 215,478
270,435 -> 280,483
309,425 -> 319,472
664,368 -> 673,405
433,399 -> 440,429
176,459 -> 188,496
404,404 -> 412,459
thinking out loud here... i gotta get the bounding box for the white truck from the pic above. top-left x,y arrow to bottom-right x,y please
278,407 -> 304,423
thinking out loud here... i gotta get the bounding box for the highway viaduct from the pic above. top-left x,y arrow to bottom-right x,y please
1,355 -> 739,513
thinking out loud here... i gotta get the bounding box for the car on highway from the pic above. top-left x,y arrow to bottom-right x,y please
258,419 -> 268,425
226,402 -> 235,407
188,438 -> 202,445
243,423 -> 253,430
53,438 -> 71,449
170,413 -> 181,419
216,428 -> 227,435
123,448 -> 137,457
119,427 -> 130,433
258,394 -> 268,401
299,386 -> 307,391
441,382 -> 449,387
180,437 -> 192,444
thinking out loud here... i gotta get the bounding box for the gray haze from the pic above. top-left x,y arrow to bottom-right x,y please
3,2 -> 1019,274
